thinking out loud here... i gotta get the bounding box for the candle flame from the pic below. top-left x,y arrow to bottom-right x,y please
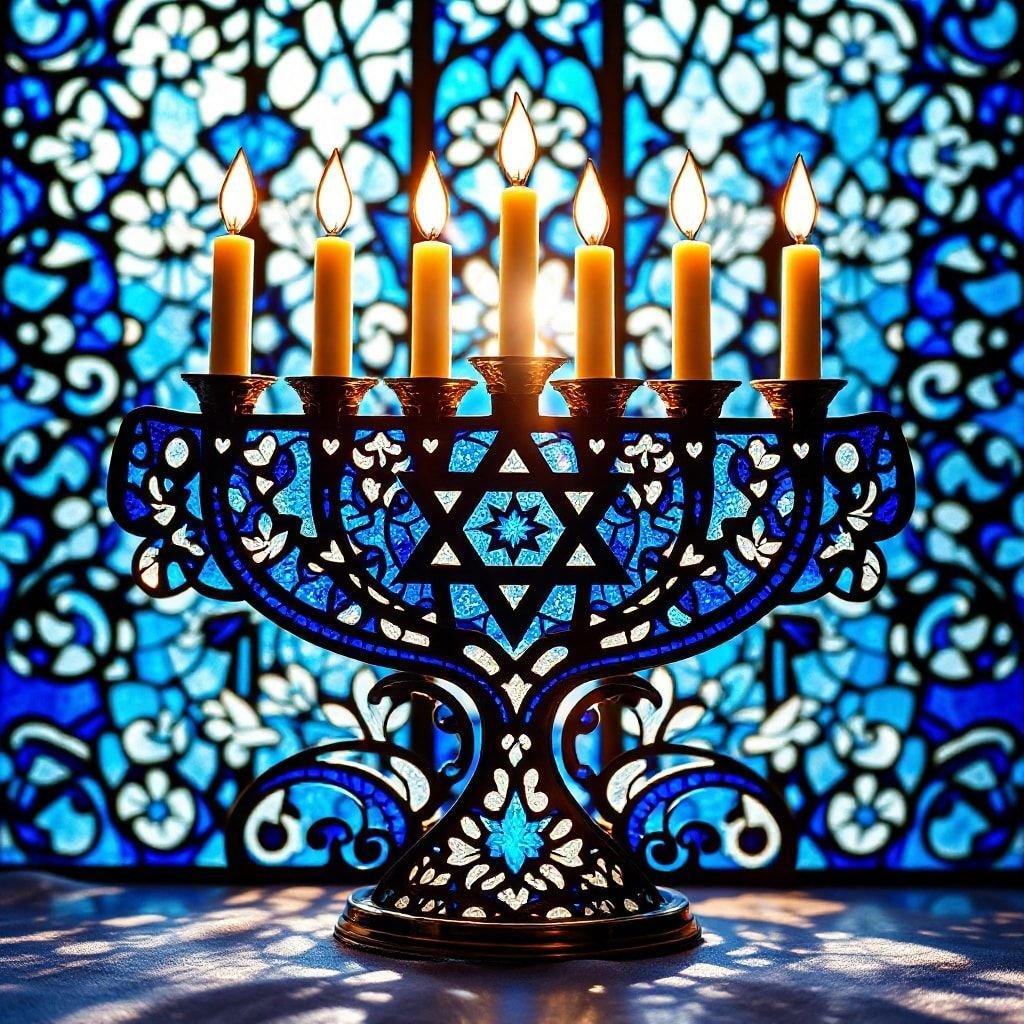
573,159 -> 610,246
498,92 -> 538,186
316,149 -> 353,235
219,148 -> 257,234
669,151 -> 707,239
413,152 -> 449,240
782,154 -> 818,243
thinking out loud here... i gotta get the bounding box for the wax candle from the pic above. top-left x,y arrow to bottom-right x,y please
312,149 -> 354,376
780,154 -> 821,379
210,148 -> 256,375
669,151 -> 711,379
497,93 -> 539,357
573,159 -> 614,377
411,152 -> 452,377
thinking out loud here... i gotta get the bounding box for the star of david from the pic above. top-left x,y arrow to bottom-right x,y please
397,429 -> 630,647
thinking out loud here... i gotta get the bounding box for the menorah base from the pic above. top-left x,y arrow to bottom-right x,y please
335,886 -> 701,962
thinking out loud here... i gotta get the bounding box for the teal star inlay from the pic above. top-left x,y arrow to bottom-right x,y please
479,493 -> 550,559
481,794 -> 551,874
466,490 -> 562,568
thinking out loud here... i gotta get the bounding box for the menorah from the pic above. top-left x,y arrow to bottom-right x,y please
108,357 -> 913,961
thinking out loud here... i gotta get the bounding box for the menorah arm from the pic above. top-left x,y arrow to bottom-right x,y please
108,407 -> 240,599
109,408 -> 914,711
522,412 -> 914,700
108,407 -> 508,709
795,416 -> 916,600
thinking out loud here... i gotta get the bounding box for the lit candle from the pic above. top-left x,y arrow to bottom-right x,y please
669,151 -> 711,379
210,148 -> 256,375
312,149 -> 354,376
410,152 -> 452,378
497,93 -> 539,357
573,159 -> 613,377
780,154 -> 821,379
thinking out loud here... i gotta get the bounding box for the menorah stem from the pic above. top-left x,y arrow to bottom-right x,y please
336,713 -> 700,959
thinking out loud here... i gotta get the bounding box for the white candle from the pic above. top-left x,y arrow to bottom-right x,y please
668,151 -> 711,379
497,93 -> 539,357
312,149 -> 354,376
410,153 -> 452,378
210,149 -> 256,375
780,154 -> 821,379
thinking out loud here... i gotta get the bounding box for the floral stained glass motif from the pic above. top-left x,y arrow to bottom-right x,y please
1,0 -> 414,869
623,0 -> 1022,869
482,792 -> 552,874
1,0 -> 1022,874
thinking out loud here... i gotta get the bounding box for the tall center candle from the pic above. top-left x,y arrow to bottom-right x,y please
410,153 -> 452,377
780,154 -> 821,379
669,151 -> 712,379
573,159 -> 614,377
210,149 -> 257,375
497,93 -> 539,357
312,150 -> 354,376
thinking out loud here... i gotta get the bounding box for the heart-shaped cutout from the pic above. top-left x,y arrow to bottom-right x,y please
215,438 -> 230,453
322,438 -> 339,455
423,438 -> 438,453
686,442 -> 703,457
244,435 -> 276,467
793,442 -> 809,459
498,887 -> 529,910
589,439 -> 605,453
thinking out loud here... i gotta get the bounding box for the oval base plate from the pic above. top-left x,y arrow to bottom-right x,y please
335,886 -> 702,962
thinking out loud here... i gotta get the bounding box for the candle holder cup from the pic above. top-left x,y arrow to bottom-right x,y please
285,375 -> 378,420
751,378 -> 847,430
551,378 -> 642,419
385,377 -> 476,418
646,379 -> 741,422
469,354 -> 568,415
182,373 -> 276,417
109,362 -> 913,962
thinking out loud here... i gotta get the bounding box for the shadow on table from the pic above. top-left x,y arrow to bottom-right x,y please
1,873 -> 1021,1024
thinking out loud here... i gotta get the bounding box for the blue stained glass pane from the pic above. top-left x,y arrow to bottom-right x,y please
1,0 -> 415,869
2,0 -> 1021,876
625,0 -> 1023,871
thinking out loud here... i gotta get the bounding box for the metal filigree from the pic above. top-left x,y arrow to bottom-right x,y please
384,377 -> 476,418
646,379 -> 741,420
108,367 -> 914,958
551,378 -> 642,418
182,373 -> 276,418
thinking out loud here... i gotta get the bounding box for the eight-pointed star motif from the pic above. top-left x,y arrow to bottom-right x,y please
479,493 -> 550,559
481,793 -> 552,875
471,490 -> 559,565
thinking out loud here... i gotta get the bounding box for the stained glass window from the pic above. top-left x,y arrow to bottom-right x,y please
2,0 -> 1021,873
622,0 -> 1023,870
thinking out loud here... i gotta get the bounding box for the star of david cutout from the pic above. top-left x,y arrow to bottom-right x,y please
398,430 -> 630,647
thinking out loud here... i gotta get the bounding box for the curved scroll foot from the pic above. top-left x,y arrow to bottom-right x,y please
335,885 -> 701,962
